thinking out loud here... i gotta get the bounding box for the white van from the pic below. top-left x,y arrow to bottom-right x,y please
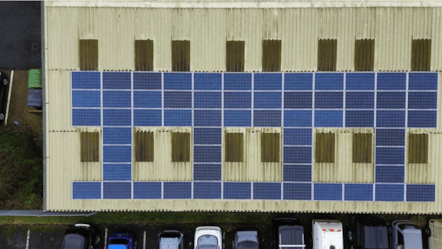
312,220 -> 343,249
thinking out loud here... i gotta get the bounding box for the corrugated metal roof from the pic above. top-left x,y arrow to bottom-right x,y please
45,3 -> 442,213
45,7 -> 442,72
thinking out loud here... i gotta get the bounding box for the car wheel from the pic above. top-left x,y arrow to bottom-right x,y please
424,227 -> 432,237
94,235 -> 101,247
348,230 -> 354,243
3,78 -> 8,86
0,113 -> 5,121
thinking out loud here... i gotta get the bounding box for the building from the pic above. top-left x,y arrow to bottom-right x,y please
44,0 -> 442,213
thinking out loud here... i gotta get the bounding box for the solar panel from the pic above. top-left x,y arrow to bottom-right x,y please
284,92 -> 312,109
284,73 -> 313,90
224,110 -> 251,127
375,166 -> 404,183
283,129 -> 312,145
344,184 -> 373,201
283,183 -> 312,200
72,91 -> 101,108
72,72 -> 100,89
375,184 -> 404,202
254,73 -> 282,90
315,73 -> 344,90
283,165 -> 312,182
254,92 -> 281,109
284,110 -> 312,127
406,184 -> 435,202
314,110 -> 343,127
194,146 -> 222,163
223,182 -> 251,199
314,183 -> 342,201
103,164 -> 131,181
73,182 -> 101,199
253,183 -> 281,200
164,73 -> 191,90
70,71 -> 437,202
163,182 -> 192,199
103,182 -> 131,199
193,182 -> 222,199
254,110 -> 281,127
194,164 -> 222,181
133,182 -> 162,199
194,73 -> 222,90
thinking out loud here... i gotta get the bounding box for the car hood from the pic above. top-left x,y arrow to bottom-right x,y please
63,233 -> 85,249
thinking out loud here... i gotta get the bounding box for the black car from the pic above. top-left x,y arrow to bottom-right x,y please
61,223 -> 100,249
347,216 -> 388,249
233,231 -> 259,249
272,218 -> 306,249
0,71 -> 9,121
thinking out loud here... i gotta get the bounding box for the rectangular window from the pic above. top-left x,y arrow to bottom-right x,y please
355,39 -> 375,71
225,133 -> 244,162
135,40 -> 154,71
81,132 -> 99,162
79,39 -> 98,71
318,39 -> 337,71
411,39 -> 431,71
135,131 -> 154,162
352,133 -> 372,163
315,132 -> 335,163
172,132 -> 190,162
261,133 -> 280,163
408,134 -> 428,164
172,40 -> 190,72
226,41 -> 245,72
262,40 -> 281,72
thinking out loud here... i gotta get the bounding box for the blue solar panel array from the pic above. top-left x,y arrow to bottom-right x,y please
71,71 -> 438,202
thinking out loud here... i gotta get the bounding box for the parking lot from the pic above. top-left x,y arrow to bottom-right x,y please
0,212 -> 436,249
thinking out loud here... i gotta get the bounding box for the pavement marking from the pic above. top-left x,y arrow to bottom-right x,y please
104,228 -> 108,249
4,70 -> 13,126
143,231 -> 146,249
25,228 -> 30,249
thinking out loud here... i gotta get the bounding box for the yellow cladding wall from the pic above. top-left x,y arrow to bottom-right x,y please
313,128 -> 374,183
223,128 -> 282,182
46,7 -> 442,72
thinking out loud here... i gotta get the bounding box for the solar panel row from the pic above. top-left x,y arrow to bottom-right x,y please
72,182 -> 435,202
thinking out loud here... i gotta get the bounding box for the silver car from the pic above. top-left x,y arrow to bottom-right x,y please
389,220 -> 423,249
158,230 -> 184,249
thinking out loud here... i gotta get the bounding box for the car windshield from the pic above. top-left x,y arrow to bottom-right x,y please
197,235 -> 218,249
237,240 -> 259,249
110,238 -> 129,245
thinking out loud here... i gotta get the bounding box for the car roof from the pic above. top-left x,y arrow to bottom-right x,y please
279,225 -> 304,245
403,233 -> 423,249
63,233 -> 85,249
361,226 -> 388,249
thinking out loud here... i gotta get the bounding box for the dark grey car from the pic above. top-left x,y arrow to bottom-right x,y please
61,223 -> 100,249
348,216 -> 388,249
233,231 -> 259,249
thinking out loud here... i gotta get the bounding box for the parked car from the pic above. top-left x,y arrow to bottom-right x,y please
0,71 -> 9,120
107,232 -> 137,249
233,230 -> 259,249
61,223 -> 100,249
389,220 -> 424,249
347,216 -> 388,249
272,217 -> 306,249
158,230 -> 184,249
312,220 -> 343,249
194,226 -> 222,249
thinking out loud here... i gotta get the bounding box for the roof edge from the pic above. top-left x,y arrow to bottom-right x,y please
44,0 -> 442,8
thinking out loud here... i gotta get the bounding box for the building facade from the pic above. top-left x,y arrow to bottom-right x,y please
45,0 -> 442,213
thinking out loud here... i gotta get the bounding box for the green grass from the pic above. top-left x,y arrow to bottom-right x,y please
0,212 -> 271,225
